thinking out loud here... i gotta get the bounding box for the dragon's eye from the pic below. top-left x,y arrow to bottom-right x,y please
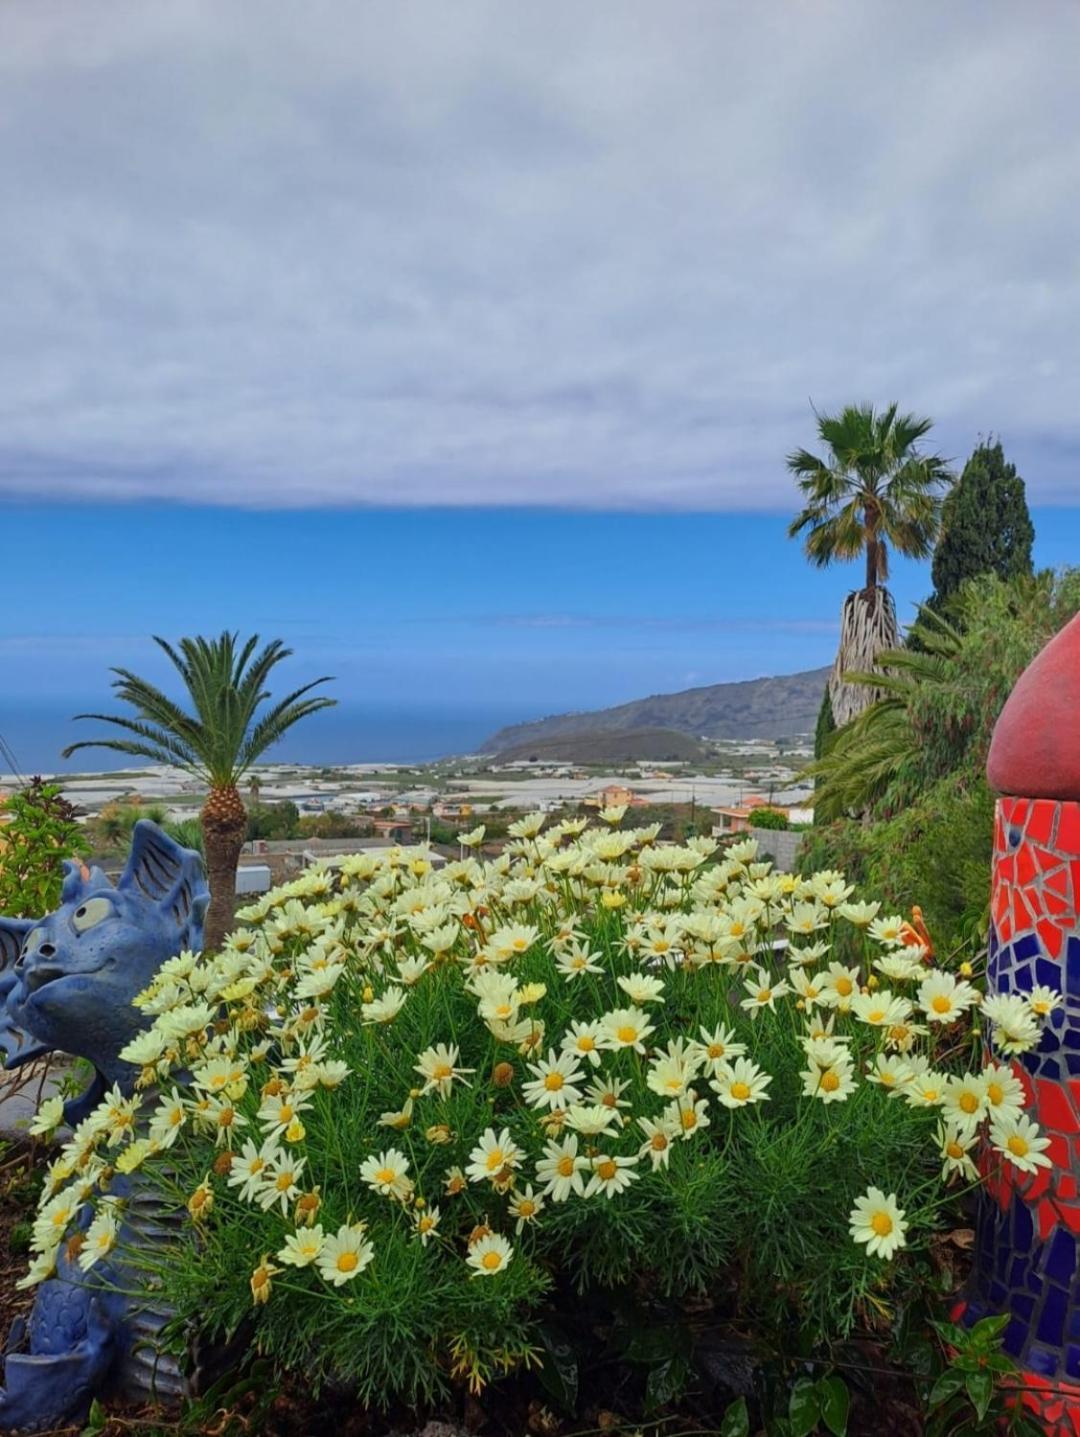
72,897 -> 114,933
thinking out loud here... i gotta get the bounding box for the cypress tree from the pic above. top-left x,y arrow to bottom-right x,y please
930,439 -> 1034,605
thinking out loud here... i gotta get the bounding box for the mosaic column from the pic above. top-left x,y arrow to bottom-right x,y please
964,611 -> 1080,1434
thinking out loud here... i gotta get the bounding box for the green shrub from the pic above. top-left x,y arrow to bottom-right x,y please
749,806 -> 790,831
24,820 -> 1043,1410
0,777 -> 88,917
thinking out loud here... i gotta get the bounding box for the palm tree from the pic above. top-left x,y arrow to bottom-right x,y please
787,403 -> 951,725
803,605 -> 963,821
62,633 -> 335,949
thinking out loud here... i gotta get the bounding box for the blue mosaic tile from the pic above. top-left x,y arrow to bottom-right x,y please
1008,824 -> 1022,849
1004,1317 -> 1028,1357
1016,933 -> 1041,961
1015,1294 -> 1035,1321
1028,1342 -> 1059,1377
1038,957 -> 1060,988
1047,1229 -> 1077,1284
1068,937 -> 1080,992
1014,1202 -> 1034,1251
1038,1285 -> 1068,1346
1068,1345 -> 1080,1381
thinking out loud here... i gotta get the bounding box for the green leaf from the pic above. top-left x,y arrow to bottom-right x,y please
79,1400 -> 107,1437
818,1375 -> 850,1437
721,1397 -> 750,1437
970,1314 -> 1010,1347
928,1368 -> 966,1409
535,1322 -> 578,1413
966,1369 -> 994,1422
646,1354 -> 691,1410
789,1376 -> 821,1437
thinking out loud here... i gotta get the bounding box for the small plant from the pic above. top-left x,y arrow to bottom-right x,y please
0,777 -> 88,917
925,1314 -> 1045,1436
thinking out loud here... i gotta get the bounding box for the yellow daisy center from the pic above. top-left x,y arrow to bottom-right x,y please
931,995 -> 952,1014
1008,1135 -> 1029,1158
617,1025 -> 638,1044
680,1109 -> 698,1130
557,1156 -> 575,1177
337,1251 -> 359,1272
987,1082 -> 1004,1105
835,977 -> 853,997
820,1071 -> 840,1093
544,1073 -> 565,1091
577,1036 -> 596,1051
959,1092 -> 979,1114
730,1081 -> 751,1101
756,988 -> 772,1003
432,1063 -> 453,1081
485,1149 -> 505,1172
707,1043 -> 724,1059
596,1159 -> 617,1181
870,1212 -> 893,1237
375,1167 -> 396,1185
518,1200 -> 536,1217
482,1250 -> 502,1269
650,1133 -> 669,1151
947,1141 -> 965,1159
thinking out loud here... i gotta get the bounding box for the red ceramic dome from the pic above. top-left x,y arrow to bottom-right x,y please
987,610 -> 1080,800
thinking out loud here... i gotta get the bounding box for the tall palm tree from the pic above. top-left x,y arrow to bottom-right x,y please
787,403 -> 951,725
62,633 -> 335,949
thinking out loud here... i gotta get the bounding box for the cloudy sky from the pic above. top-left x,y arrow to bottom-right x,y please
3,0 -> 1079,509
1,2 -> 1077,766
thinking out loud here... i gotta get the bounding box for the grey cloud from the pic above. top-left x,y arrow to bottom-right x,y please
1,0 -> 1078,509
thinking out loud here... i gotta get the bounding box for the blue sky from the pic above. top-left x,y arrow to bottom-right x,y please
2,501 -> 1077,722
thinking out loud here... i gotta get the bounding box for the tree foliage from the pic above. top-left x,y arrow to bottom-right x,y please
801,569 -> 1080,957
61,634 -> 336,788
787,403 -> 952,594
930,439 -> 1034,608
62,632 -> 337,950
0,778 -> 88,918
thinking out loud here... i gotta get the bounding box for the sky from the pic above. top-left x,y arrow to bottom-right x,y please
1,1 -> 1078,762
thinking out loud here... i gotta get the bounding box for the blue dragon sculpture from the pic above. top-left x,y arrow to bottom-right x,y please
0,821 -> 210,1433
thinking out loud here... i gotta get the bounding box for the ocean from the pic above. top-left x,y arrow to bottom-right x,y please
0,704 -> 530,778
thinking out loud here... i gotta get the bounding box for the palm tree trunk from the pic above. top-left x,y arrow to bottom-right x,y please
865,538 -> 878,595
200,785 -> 246,951
829,587 -> 898,727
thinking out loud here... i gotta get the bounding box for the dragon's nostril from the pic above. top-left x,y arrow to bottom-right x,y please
38,943 -> 57,958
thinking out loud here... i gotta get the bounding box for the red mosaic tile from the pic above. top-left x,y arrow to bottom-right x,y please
1017,844 -> 1039,886
1043,1082 -> 1080,1134
1039,916 -> 1065,958
1027,799 -> 1057,845
1058,803 -> 1080,855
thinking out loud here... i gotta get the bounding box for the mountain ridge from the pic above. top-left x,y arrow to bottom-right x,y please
482,666 -> 830,751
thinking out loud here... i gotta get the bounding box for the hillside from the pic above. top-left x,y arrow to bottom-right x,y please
493,726 -> 714,765
483,666 -> 829,750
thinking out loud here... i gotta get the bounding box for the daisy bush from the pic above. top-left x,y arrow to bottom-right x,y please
22,816 -> 1058,1405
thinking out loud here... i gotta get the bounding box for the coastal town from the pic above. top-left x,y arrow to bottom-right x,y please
0,733 -> 815,892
